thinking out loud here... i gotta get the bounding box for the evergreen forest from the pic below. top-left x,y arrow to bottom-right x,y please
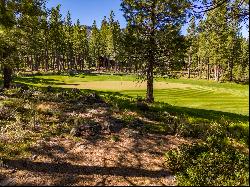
0,0 -> 249,186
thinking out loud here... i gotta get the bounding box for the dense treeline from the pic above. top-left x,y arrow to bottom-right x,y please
185,3 -> 249,83
0,0 -> 249,94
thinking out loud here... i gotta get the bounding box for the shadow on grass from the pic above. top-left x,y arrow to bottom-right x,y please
9,77 -> 249,124
94,90 -> 249,144
96,90 -> 249,123
14,76 -> 79,86
5,80 -> 249,144
157,104 -> 249,123
16,71 -> 131,78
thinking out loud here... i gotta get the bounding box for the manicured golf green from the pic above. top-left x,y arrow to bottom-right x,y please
14,74 -> 249,115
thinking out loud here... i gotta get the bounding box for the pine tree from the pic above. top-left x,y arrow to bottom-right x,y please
1,0 -> 47,88
64,10 -> 74,70
0,0 -> 16,88
100,16 -> 109,60
106,11 -> 122,71
121,0 -> 190,102
89,20 -> 101,69
186,16 -> 198,78
79,24 -> 90,70
196,0 -> 245,82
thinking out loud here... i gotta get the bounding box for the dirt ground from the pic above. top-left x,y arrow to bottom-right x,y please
0,131 -> 191,186
0,87 -> 193,186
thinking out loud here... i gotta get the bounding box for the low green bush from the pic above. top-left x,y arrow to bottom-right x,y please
165,136 -> 249,186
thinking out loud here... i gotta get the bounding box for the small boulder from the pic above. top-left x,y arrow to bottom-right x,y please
70,127 -> 81,137
78,123 -> 102,136
104,119 -> 124,133
31,154 -> 38,160
124,128 -> 140,138
10,169 -> 16,174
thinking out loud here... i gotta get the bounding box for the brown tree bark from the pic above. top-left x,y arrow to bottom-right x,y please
3,65 -> 12,89
146,0 -> 156,103
228,60 -> 233,81
207,58 -> 210,80
146,58 -> 154,103
214,64 -> 221,82
188,54 -> 191,79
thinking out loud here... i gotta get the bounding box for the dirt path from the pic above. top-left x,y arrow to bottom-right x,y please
1,131 -> 190,186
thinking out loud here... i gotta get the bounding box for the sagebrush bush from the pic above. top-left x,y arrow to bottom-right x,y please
165,136 -> 249,186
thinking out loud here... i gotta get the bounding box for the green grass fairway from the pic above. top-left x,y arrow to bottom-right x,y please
14,74 -> 249,116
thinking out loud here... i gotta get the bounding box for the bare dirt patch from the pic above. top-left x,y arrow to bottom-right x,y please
36,102 -> 60,111
1,132 -> 192,186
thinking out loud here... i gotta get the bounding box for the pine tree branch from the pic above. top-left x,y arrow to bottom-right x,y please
193,0 -> 228,13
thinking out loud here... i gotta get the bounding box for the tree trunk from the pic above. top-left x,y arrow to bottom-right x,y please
198,57 -> 201,79
146,0 -> 156,103
214,65 -> 220,82
207,58 -> 210,80
31,55 -> 34,71
81,55 -> 84,70
188,54 -> 191,79
229,60 -> 233,82
67,54 -> 70,70
56,53 -> 60,72
52,52 -> 55,71
35,54 -> 39,71
146,60 -> 154,103
3,65 -> 12,89
214,65 -> 217,81
74,57 -> 78,70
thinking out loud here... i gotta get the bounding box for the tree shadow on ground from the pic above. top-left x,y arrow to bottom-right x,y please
12,76 -> 248,124
14,77 -> 79,86
97,90 -> 249,123
95,90 -> 249,143
3,159 -> 170,178
2,130 -> 175,185
0,84 -> 248,185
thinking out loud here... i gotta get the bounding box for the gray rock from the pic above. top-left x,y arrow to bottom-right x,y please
31,154 -> 38,160
0,178 -> 15,186
79,123 -> 102,135
125,129 -> 140,137
70,127 -> 81,137
10,169 -> 16,174
105,119 -> 124,133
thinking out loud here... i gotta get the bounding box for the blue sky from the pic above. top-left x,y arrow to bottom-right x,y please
46,0 -> 126,28
46,0 -> 248,37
